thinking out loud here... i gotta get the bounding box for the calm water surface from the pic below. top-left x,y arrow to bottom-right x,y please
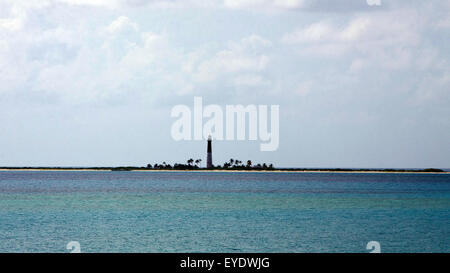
0,171 -> 449,252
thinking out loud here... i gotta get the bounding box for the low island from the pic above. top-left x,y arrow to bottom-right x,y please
0,158 -> 447,174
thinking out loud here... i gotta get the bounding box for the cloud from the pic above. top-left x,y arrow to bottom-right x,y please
282,14 -> 417,48
223,0 -> 304,10
0,12 -> 166,102
0,1 -> 30,31
282,10 -> 423,69
0,0 -> 448,104
57,0 -> 121,9
36,28 -> 178,103
105,16 -> 138,34
0,2 -> 275,103
232,74 -> 270,87
191,35 -> 272,84
0,0 -> 389,18
366,0 -> 381,7
279,1 -> 450,112
0,15 -> 25,31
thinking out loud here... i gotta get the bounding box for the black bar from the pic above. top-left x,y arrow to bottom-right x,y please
0,253 -> 447,272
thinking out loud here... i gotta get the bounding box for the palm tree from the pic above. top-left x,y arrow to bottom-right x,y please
187,158 -> 194,166
246,160 -> 252,168
195,159 -> 202,167
229,159 -> 234,166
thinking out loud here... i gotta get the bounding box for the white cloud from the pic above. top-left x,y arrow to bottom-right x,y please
282,11 -> 424,70
0,0 -> 448,108
0,3 -> 29,31
0,16 -> 24,31
279,2 -> 450,112
16,15 -> 174,103
105,16 -> 138,34
282,22 -> 332,43
0,0 -> 275,102
274,0 -> 304,9
241,34 -> 273,48
233,74 -> 269,87
283,15 -> 418,49
192,35 -> 271,84
57,0 -> 121,9
366,0 -> 381,7
223,0 -> 303,11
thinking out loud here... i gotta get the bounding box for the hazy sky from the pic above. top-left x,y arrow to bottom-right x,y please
0,0 -> 449,168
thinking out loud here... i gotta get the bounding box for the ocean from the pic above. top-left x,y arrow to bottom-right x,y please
0,171 -> 449,253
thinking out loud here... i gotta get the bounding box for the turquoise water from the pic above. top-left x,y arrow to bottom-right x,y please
0,171 -> 449,253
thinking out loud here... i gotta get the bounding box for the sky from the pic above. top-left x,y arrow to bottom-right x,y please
0,0 -> 449,168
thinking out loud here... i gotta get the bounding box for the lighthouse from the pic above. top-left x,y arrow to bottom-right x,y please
206,136 -> 213,168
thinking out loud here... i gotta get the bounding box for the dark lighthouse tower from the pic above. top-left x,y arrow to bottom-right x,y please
206,136 -> 213,168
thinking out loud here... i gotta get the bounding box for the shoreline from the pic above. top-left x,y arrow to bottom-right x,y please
0,168 -> 448,174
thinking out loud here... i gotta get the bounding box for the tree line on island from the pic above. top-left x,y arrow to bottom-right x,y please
146,158 -> 274,170
109,162 -> 445,172
110,159 -> 275,171
0,166 -> 444,173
